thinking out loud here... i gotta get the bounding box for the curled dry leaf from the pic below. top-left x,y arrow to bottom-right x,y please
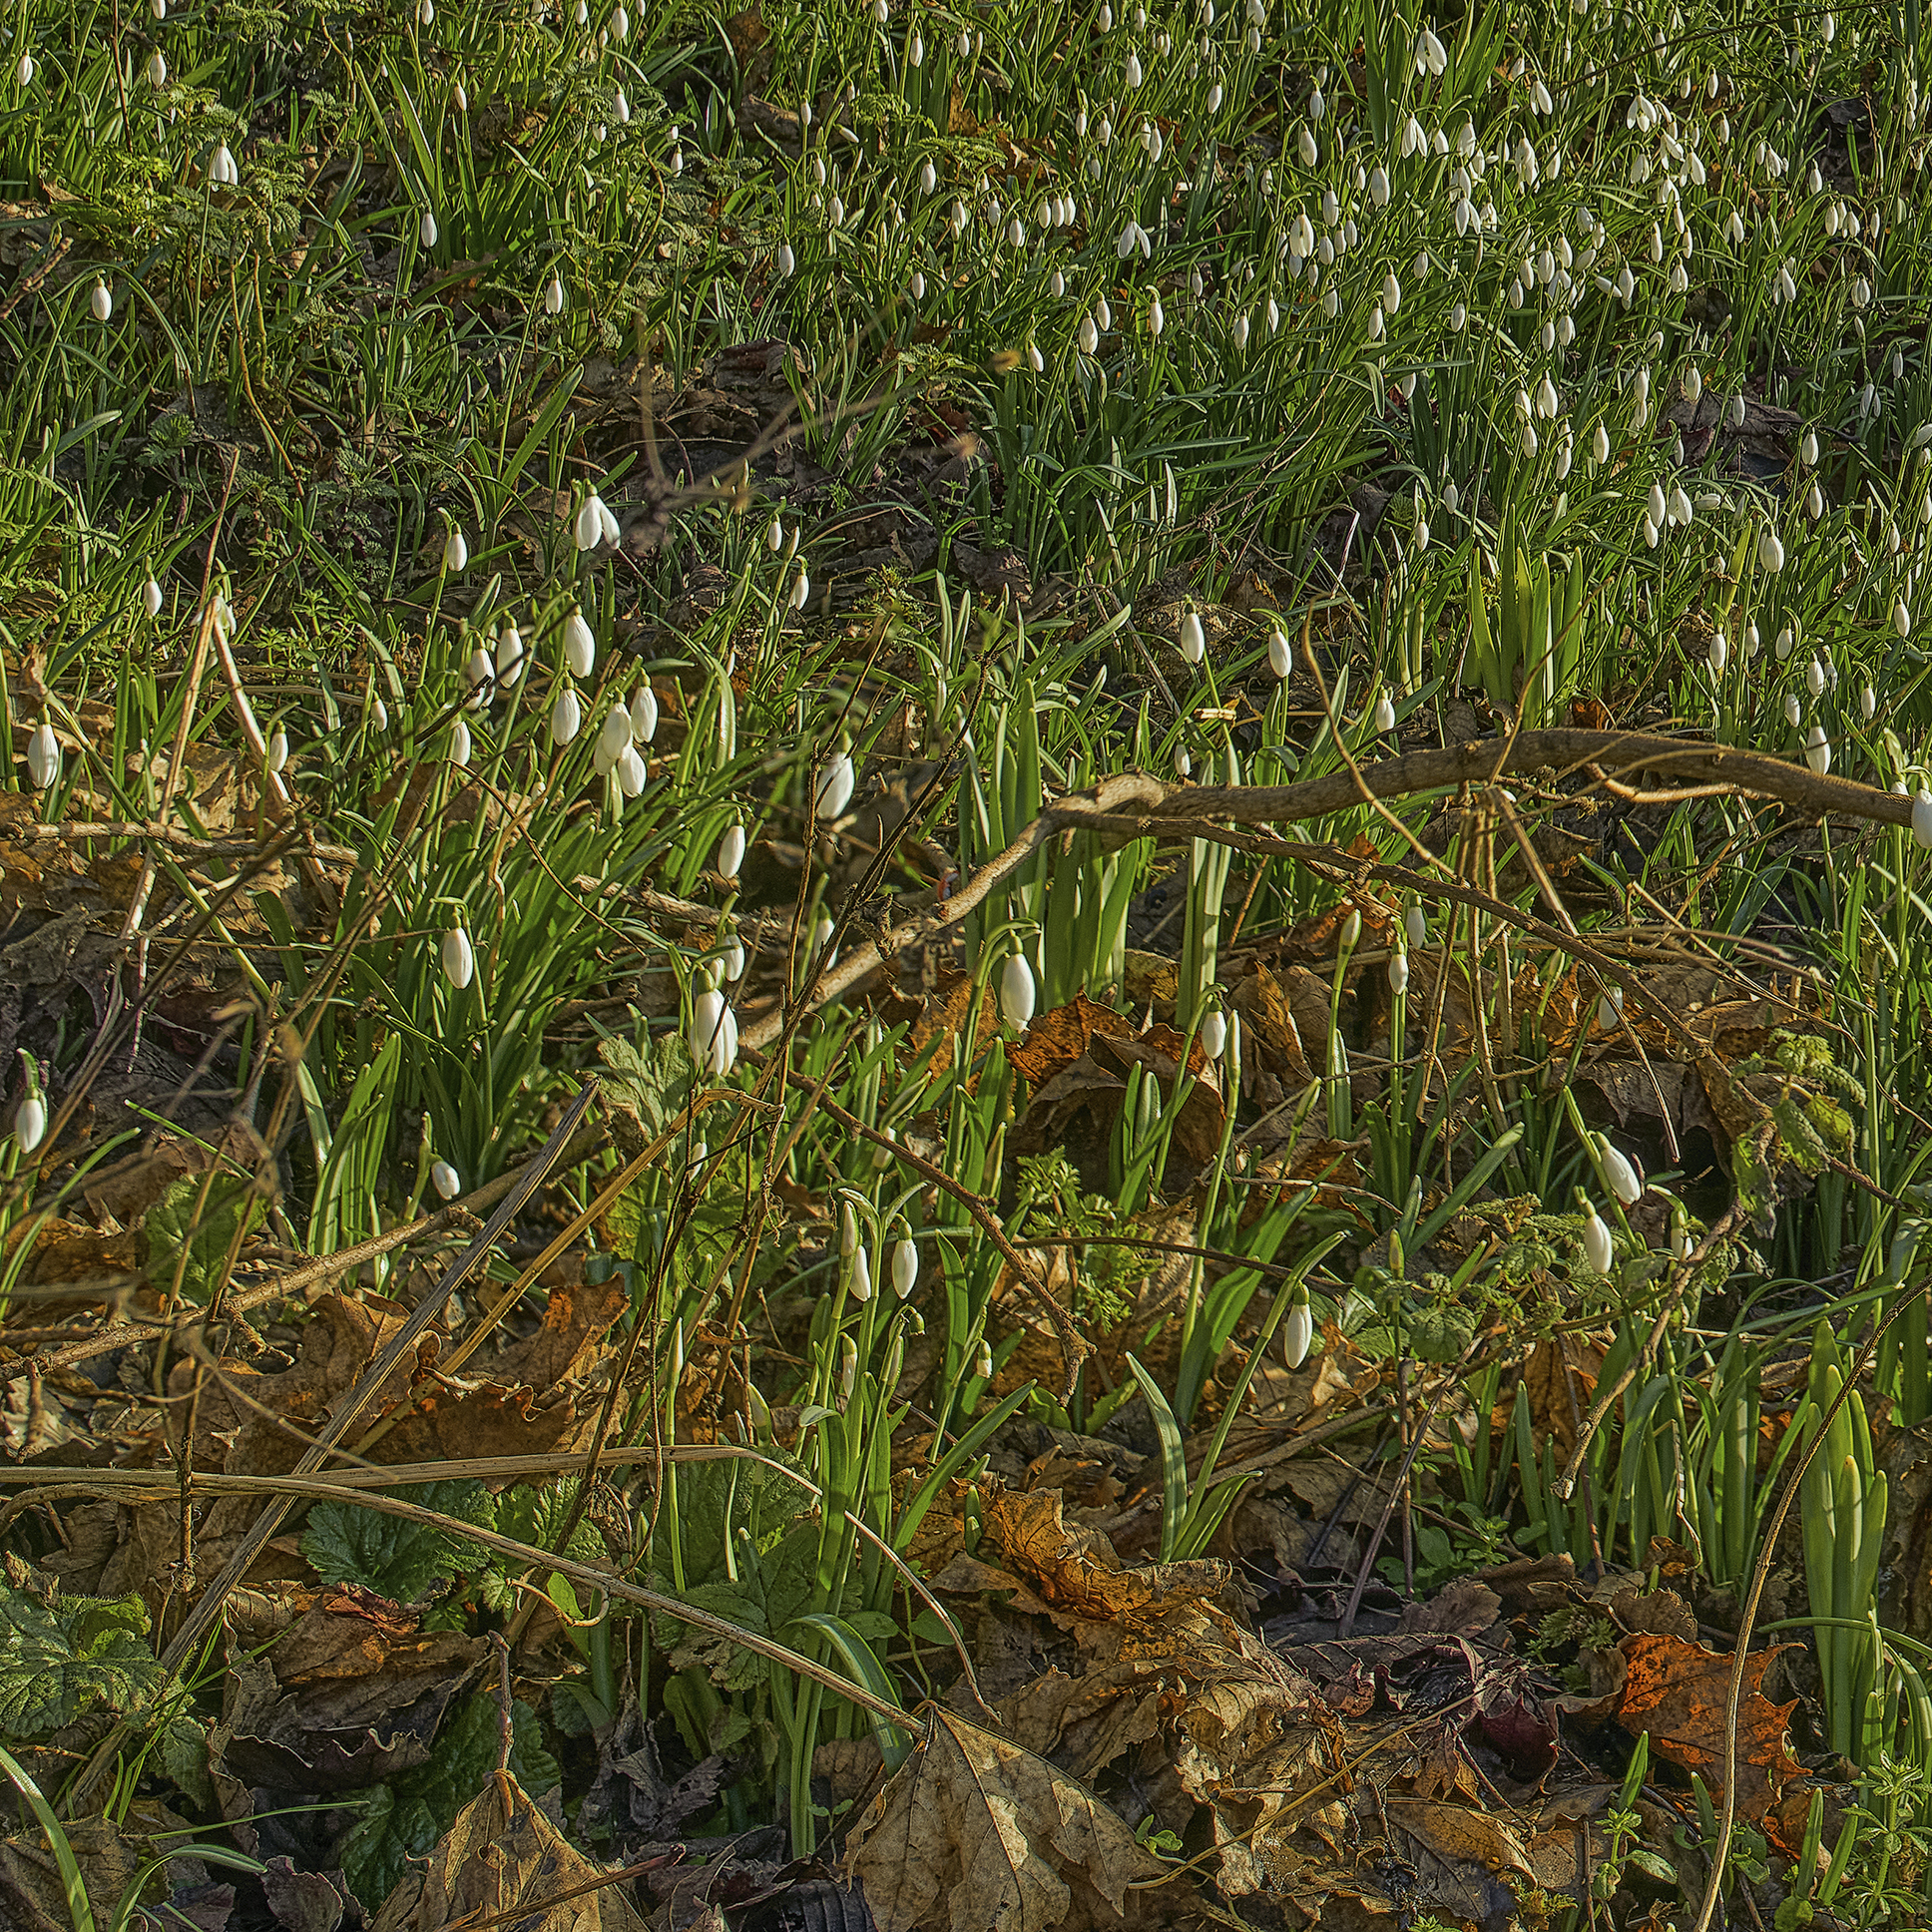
371,1767 -> 650,1932
843,1707 -> 1165,1932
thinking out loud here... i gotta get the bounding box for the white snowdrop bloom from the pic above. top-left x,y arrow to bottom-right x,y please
441,927 -> 475,988
91,280 -> 112,322
1598,1138 -> 1642,1206
12,1092 -> 45,1155
563,607 -> 596,678
1282,1290 -> 1313,1368
24,723 -> 59,787
775,242 -> 795,276
1597,985 -> 1624,1032
549,688 -> 583,745
1372,692 -> 1396,733
1668,485 -> 1693,527
209,142 -> 239,187
143,574 -> 164,618
1368,166 -> 1389,208
1913,789 -> 1932,849
1707,632 -> 1727,674
1267,629 -> 1291,679
815,749 -> 856,820
1078,313 -> 1100,354
443,526 -> 468,574
717,823 -> 746,881
419,209 -> 438,247
1200,1011 -> 1227,1059
631,685 -> 659,742
1758,527 -> 1786,573
545,270 -> 566,314
617,744 -> 647,797
1898,598 -> 1914,639
495,622 -> 525,687
1805,724 -> 1831,774
1805,658 -> 1826,698
1641,515 -> 1659,548
1382,269 -> 1401,312
1179,611 -> 1206,662
1297,127 -> 1317,166
1784,692 -> 1803,727
148,49 -> 167,86
1125,52 -> 1142,86
1582,1208 -> 1615,1274
1861,685 -> 1876,722
999,953 -> 1037,1028
1535,374 -> 1559,419
431,1160 -> 462,1202
1404,903 -> 1428,949
447,718 -> 471,766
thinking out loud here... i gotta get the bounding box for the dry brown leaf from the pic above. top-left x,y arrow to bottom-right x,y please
372,1767 -> 650,1931
1613,1632 -> 1802,1823
1009,995 -> 1137,1087
842,1708 -> 1165,1932
1382,1798 -> 1537,1923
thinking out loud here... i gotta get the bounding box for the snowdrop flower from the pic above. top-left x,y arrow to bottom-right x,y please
1783,692 -> 1803,727
815,748 -> 856,820
893,1237 -> 918,1298
143,575 -> 163,618
1596,1136 -> 1643,1206
1000,952 -> 1037,1029
1179,611 -> 1205,662
789,565 -> 811,611
574,491 -> 612,551
563,606 -> 596,678
1805,724 -> 1831,774
1912,788 -> 1932,849
1805,657 -> 1825,698
1597,984 -> 1624,1033
1372,692 -> 1396,733
447,718 -> 472,766
974,1339 -> 995,1382
1758,526 -> 1785,572
1281,1285 -> 1313,1368
90,280 -> 112,322
495,622 -> 525,686
550,688 -> 583,745
209,142 -> 239,187
1267,629 -> 1291,679
1125,52 -> 1142,86
1404,903 -> 1428,949
545,271 -> 566,314
617,744 -> 647,797
443,526 -> 468,574
419,209 -> 438,248
1388,948 -> 1409,997
1582,1208 -> 1615,1274
431,1160 -> 462,1202
1382,269 -> 1401,312
1297,127 -> 1317,166
631,684 -> 659,742
1900,599 -> 1915,640
1200,1010 -> 1227,1059
1147,293 -> 1165,336
1707,632 -> 1727,674
850,1245 -> 873,1302
689,988 -> 738,1078
1077,313 -> 1101,354
596,708 -> 634,767
12,1086 -> 45,1156
148,50 -> 167,86
776,242 -> 795,276
25,723 -> 60,789
717,823 -> 746,880
441,926 -> 475,988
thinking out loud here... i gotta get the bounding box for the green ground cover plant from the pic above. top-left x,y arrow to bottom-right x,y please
1,0 -> 1932,1927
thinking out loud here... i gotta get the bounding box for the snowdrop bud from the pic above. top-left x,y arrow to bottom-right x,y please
893,1238 -> 918,1297
89,279 -> 113,322
1597,1136 -> 1642,1206
1388,949 -> 1409,997
1758,526 -> 1785,572
1382,269 -> 1400,311
564,607 -> 596,678
1805,724 -> 1831,774
431,1160 -> 462,1202
148,50 -> 167,86
815,749 -> 855,820
495,623 -> 524,686
1404,903 -> 1428,950
1805,657 -> 1825,698
574,494 -> 605,551
546,271 -> 566,314
1000,952 -> 1036,1028
1372,692 -> 1396,733
25,722 -> 60,789
1582,1208 -> 1615,1274
1913,789 -> 1932,849
371,696 -> 389,731
419,209 -> 438,248
1800,428 -> 1818,466
1281,1285 -> 1313,1368
689,988 -> 729,1075
1340,908 -> 1362,949
12,1090 -> 45,1155
850,1246 -> 873,1302
617,744 -> 647,796
1200,1011 -> 1227,1059
1078,314 -> 1100,354
142,575 -> 163,618
1147,293 -> 1165,336
713,823 -> 746,882
442,526 -> 468,574
1267,629 -> 1291,679
631,685 -> 659,743
1783,692 -> 1802,727
1179,611 -> 1206,663
1125,52 -> 1143,86
1861,684 -> 1876,722
549,688 -> 582,744
1707,632 -> 1727,674
598,706 -> 633,762
789,567 -> 811,611
447,718 -> 471,766
974,1339 -> 995,1382
776,242 -> 795,276
441,926 -> 475,988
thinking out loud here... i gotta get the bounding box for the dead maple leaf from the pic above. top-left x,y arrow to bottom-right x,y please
1613,1632 -> 1802,1823
372,1767 -> 650,1931
842,1707 -> 1166,1932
